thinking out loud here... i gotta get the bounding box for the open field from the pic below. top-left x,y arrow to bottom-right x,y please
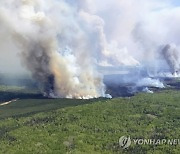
0,85 -> 179,153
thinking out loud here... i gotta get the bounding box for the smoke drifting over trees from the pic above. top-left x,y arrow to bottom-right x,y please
0,0 -> 180,98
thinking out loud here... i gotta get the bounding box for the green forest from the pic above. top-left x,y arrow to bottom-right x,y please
0,85 -> 179,153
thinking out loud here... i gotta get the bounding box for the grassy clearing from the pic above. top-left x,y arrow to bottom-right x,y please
0,86 -> 179,153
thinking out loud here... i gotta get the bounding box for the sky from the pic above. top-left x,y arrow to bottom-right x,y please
172,0 -> 180,6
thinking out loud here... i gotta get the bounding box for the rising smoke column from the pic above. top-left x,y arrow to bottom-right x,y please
1,0 -> 180,97
162,44 -> 180,75
0,0 -> 105,99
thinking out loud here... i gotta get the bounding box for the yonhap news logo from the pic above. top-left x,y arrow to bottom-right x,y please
119,136 -> 131,149
119,136 -> 180,149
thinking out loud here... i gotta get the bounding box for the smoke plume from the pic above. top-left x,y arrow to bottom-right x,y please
162,44 -> 180,76
0,0 -> 106,99
0,0 -> 180,98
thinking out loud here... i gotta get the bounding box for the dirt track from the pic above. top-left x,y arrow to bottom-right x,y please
0,99 -> 19,106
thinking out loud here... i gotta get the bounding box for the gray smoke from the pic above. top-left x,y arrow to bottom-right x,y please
162,44 -> 180,75
0,0 -> 106,99
1,0 -> 180,98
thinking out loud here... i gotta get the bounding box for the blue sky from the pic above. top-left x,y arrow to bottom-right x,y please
172,0 -> 180,6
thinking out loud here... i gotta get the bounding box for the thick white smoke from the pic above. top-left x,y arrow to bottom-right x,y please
0,0 -> 180,98
0,0 -> 107,99
136,78 -> 165,88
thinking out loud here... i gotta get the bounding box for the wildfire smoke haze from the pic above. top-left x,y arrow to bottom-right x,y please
0,0 -> 106,99
0,0 -> 180,98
